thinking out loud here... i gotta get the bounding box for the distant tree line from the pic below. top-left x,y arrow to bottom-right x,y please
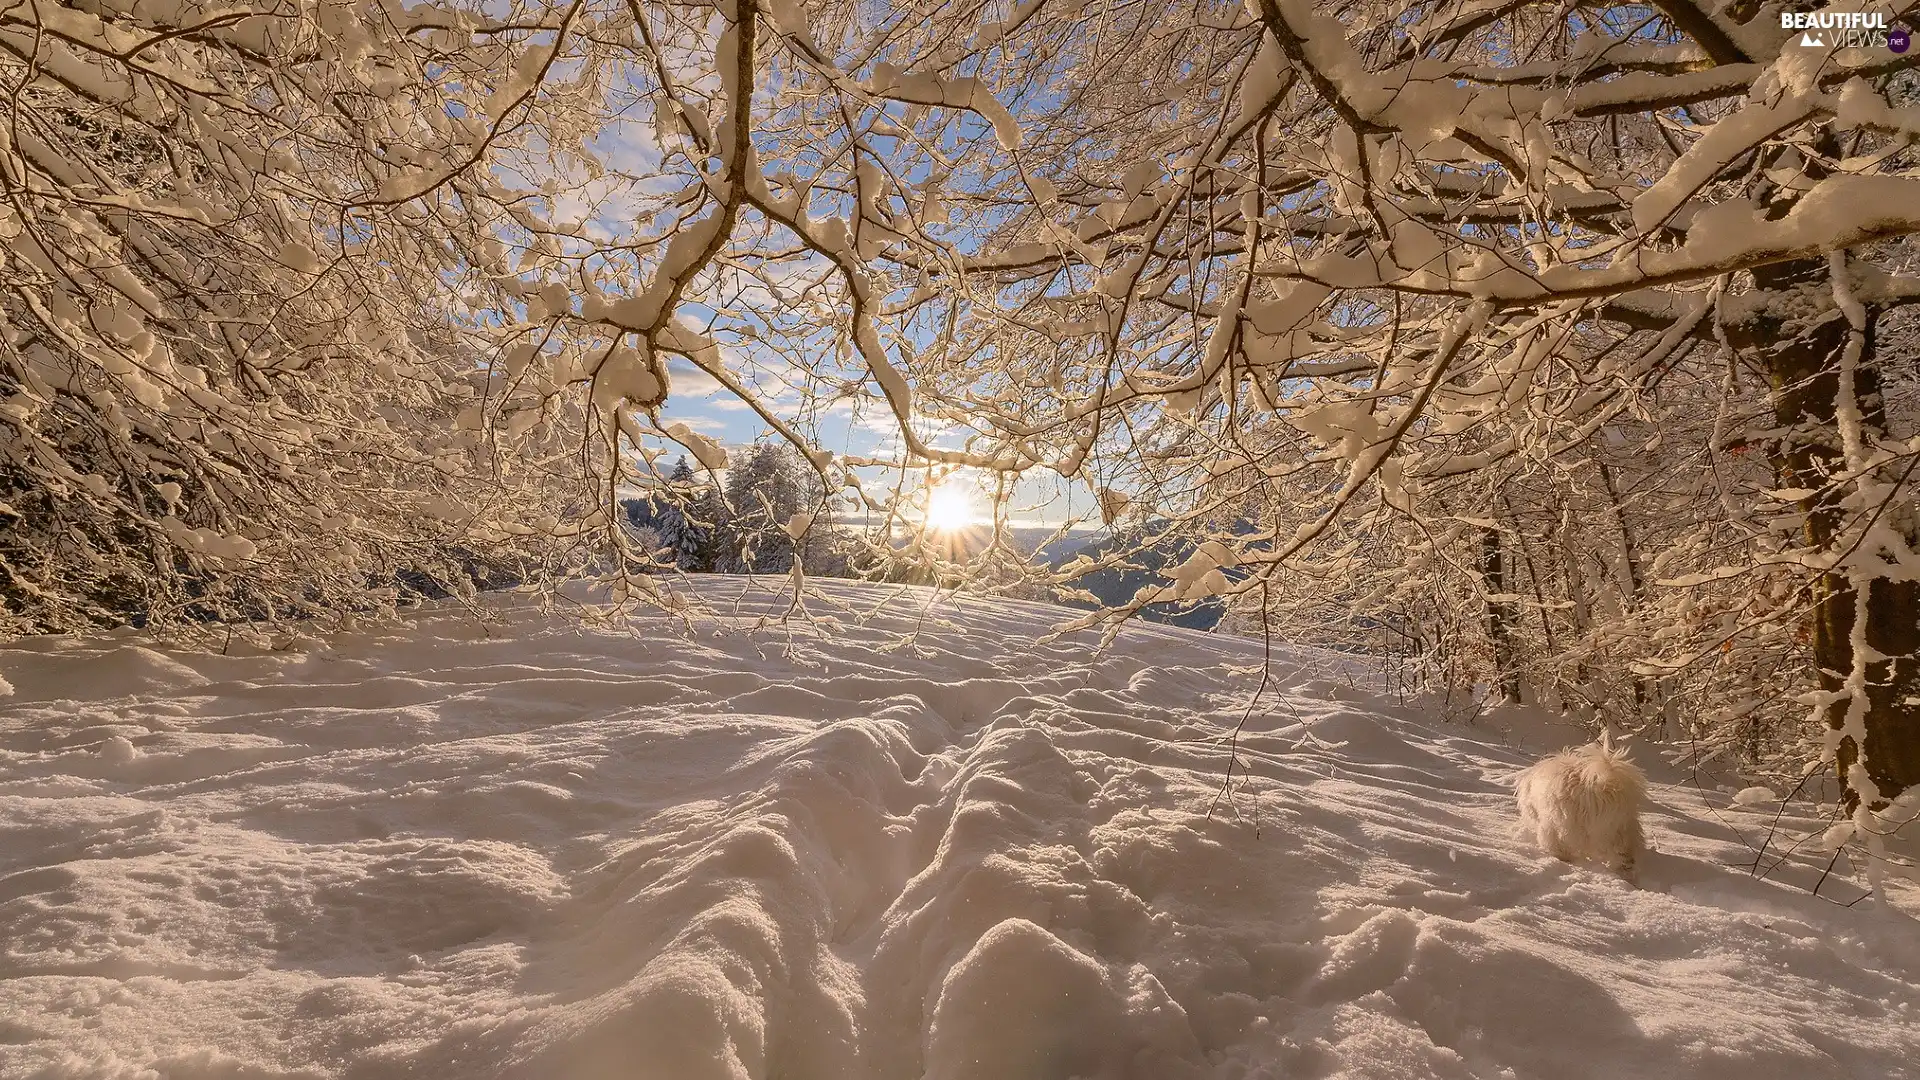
625,442 -> 858,578
624,443 -> 1073,594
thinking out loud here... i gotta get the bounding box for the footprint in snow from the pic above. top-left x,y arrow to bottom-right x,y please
1306,908 -> 1423,1004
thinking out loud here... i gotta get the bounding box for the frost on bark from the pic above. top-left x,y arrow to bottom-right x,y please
1725,254 -> 1920,811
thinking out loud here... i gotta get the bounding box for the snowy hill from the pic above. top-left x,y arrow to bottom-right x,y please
2,580 -> 1916,1079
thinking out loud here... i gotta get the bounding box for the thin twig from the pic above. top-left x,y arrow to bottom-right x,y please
1749,769 -> 1815,876
1209,581 -> 1275,823
1811,847 -> 1843,898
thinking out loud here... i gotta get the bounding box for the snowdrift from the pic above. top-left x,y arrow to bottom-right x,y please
2,579 -> 1916,1079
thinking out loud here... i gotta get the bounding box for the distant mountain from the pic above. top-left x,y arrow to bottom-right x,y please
1042,519 -> 1259,631
1003,525 -> 1102,561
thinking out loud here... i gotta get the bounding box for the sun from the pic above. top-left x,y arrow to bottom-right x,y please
923,481 -> 976,533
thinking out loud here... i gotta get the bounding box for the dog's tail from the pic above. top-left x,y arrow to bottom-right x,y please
1580,738 -> 1647,796
1592,729 -> 1636,766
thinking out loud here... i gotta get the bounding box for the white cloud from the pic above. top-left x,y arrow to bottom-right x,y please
661,411 -> 732,434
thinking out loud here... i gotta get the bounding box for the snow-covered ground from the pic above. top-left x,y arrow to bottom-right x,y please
3,579 -> 1917,1079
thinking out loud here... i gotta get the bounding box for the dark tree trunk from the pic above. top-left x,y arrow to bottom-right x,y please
1724,254 -> 1920,811
1482,525 -> 1520,704
1596,459 -> 1652,722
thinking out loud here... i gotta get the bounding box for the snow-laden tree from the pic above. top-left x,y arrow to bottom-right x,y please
716,440 -> 837,575
0,0 -> 649,633
652,456 -> 709,570
447,0 -> 1920,828
11,0 -> 1920,858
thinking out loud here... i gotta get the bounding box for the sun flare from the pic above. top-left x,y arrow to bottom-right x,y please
923,482 -> 976,533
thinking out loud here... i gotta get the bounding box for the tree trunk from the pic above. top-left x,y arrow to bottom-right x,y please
1595,459 -> 1652,723
1724,254 -> 1920,811
1482,525 -> 1521,704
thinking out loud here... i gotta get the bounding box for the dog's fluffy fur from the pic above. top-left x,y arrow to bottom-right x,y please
1514,741 -> 1647,883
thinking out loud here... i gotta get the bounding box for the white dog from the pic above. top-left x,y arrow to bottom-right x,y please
1514,739 -> 1647,883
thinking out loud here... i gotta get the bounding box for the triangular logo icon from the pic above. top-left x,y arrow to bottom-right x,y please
1800,30 -> 1824,46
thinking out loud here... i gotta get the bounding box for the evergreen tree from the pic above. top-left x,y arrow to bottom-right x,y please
690,480 -> 729,574
654,457 -> 708,571
717,441 -> 827,575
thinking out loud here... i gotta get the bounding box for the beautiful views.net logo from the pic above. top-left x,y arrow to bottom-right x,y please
1780,9 -> 1909,51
